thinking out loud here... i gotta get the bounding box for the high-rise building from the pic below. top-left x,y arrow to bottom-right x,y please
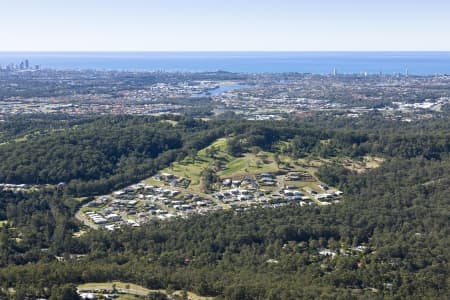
25,59 -> 29,69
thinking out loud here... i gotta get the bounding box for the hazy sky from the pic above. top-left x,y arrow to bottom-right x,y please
1,0 -> 449,51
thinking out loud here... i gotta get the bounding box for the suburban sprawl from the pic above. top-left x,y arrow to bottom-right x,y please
0,63 -> 448,300
1,67 -> 450,122
79,170 -> 343,230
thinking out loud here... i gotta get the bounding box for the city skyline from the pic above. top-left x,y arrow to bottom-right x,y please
1,0 -> 450,52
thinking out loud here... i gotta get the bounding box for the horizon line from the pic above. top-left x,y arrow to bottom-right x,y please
1,50 -> 450,53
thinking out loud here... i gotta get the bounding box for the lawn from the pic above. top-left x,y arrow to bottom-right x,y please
219,152 -> 278,177
80,205 -> 102,214
164,161 -> 206,193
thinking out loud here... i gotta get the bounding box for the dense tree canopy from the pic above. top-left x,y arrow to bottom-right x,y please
0,114 -> 448,299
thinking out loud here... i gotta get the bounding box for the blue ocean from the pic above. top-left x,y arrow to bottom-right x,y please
0,52 -> 450,75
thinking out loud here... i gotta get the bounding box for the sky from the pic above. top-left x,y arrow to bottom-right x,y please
0,0 -> 449,51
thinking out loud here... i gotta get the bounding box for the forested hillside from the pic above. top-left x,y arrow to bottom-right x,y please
0,114 -> 448,190
0,115 -> 448,299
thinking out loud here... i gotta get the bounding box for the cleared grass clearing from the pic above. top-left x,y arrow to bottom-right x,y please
73,197 -> 88,203
80,206 -> 101,214
116,295 -> 140,300
155,138 -> 231,193
198,138 -> 228,155
343,156 -> 384,173
219,152 -> 278,178
159,119 -> 178,126
72,230 -> 87,238
156,138 -> 279,179
143,177 -> 162,186
178,291 -> 215,300
132,138 -> 358,208
77,281 -> 214,300
164,161 -> 206,193
78,281 -> 150,293
154,139 -> 336,189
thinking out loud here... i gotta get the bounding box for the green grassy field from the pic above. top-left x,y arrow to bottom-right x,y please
105,139 -> 383,208
159,119 -> 178,126
158,138 -> 280,183
73,197 -> 89,203
80,205 -> 101,214
78,281 -> 150,293
147,138 -> 367,192
152,138 -> 231,193
219,152 -> 279,177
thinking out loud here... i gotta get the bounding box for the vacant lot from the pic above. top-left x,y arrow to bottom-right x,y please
78,281 -> 214,300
